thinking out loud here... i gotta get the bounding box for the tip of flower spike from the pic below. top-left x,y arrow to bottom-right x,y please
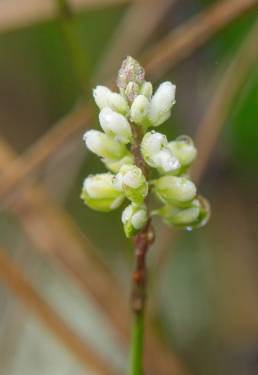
117,56 -> 145,90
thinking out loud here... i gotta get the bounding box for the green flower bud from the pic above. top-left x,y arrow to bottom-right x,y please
81,173 -> 124,212
141,131 -> 180,174
140,81 -> 153,99
122,203 -> 148,238
130,95 -> 150,126
154,200 -> 201,226
99,108 -> 132,144
157,195 -> 210,230
113,165 -> 148,204
154,175 -> 196,206
103,153 -> 134,173
186,195 -> 210,230
84,130 -> 127,160
168,135 -> 197,167
117,56 -> 145,90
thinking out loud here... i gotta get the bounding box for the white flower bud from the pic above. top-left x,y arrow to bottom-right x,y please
113,165 -> 148,204
141,131 -> 167,161
130,95 -> 150,126
93,85 -> 129,115
152,149 -> 180,174
168,135 -> 197,167
81,173 -> 124,212
152,110 -> 171,127
99,107 -> 132,144
108,92 -> 129,115
140,81 -> 153,99
93,85 -> 111,110
84,130 -> 127,160
141,131 -> 180,174
154,175 -> 196,206
103,154 -> 134,173
148,81 -> 176,126
122,203 -> 148,238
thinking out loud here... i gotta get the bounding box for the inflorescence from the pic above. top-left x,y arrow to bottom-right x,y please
81,56 -> 210,238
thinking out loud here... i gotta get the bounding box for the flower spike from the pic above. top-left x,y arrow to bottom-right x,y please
81,56 -> 210,235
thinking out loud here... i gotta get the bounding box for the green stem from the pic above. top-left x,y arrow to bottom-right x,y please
56,0 -> 89,98
130,311 -> 144,375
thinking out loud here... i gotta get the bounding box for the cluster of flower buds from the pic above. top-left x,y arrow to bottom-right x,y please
81,56 -> 210,237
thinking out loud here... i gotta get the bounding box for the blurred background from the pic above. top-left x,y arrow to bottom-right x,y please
0,0 -> 258,374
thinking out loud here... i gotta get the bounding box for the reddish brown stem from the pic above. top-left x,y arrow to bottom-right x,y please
131,219 -> 154,313
131,125 -> 148,177
130,124 -> 154,314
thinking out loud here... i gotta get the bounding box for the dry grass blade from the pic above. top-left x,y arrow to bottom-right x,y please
156,20 -> 258,268
192,20 -> 258,183
0,138 -> 189,375
0,0 -> 131,33
0,138 -> 129,339
0,104 -> 92,206
142,0 -> 258,79
94,0 -> 175,82
0,247 -> 118,375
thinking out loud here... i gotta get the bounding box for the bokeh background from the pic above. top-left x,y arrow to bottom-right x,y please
0,0 -> 258,374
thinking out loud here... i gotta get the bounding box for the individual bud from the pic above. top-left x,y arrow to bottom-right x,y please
93,85 -> 112,110
125,81 -> 140,103
140,81 -> 153,100
81,173 -> 124,212
117,56 -> 145,90
141,131 -> 167,163
93,85 -> 129,115
157,196 -> 210,230
168,135 -> 197,167
99,107 -> 132,144
141,131 -> 180,174
185,195 -> 210,231
103,153 -> 134,173
154,200 -> 201,227
108,92 -> 129,115
148,81 -> 176,126
154,175 -> 196,206
113,165 -> 148,204
152,149 -> 181,174
151,110 -> 171,127
130,95 -> 150,126
84,130 -> 127,160
122,203 -> 148,238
